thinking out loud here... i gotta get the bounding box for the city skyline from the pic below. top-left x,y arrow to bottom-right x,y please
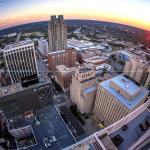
0,0 -> 150,31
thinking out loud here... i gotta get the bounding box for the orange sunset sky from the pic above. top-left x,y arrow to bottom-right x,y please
0,0 -> 150,31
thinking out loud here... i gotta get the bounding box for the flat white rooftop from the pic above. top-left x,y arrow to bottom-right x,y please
111,75 -> 141,96
67,39 -> 93,50
48,50 -> 66,55
4,40 -> 33,51
101,74 -> 149,109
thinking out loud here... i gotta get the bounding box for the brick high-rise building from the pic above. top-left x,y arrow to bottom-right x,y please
48,15 -> 67,52
48,48 -> 76,73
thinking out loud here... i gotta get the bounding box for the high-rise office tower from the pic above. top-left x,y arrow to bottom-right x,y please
3,40 -> 39,84
48,15 -> 67,52
123,57 -> 150,89
93,74 -> 149,126
70,65 -> 97,114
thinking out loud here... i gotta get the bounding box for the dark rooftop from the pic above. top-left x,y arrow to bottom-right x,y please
0,83 -> 53,118
110,109 -> 150,150
8,106 -> 75,150
79,67 -> 92,73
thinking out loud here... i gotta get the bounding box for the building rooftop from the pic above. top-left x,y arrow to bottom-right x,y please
38,38 -> 47,43
63,100 -> 150,150
79,67 -> 93,73
96,63 -> 111,71
67,39 -> 93,51
111,75 -> 141,96
118,50 -> 136,57
83,86 -> 97,94
0,82 -> 52,118
4,40 -> 33,51
56,65 -> 75,75
101,75 -> 149,109
8,105 -> 76,150
48,50 -> 66,55
110,109 -> 150,150
84,58 -> 107,65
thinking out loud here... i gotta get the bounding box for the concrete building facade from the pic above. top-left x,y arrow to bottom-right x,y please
93,74 -> 149,126
144,66 -> 150,89
3,40 -> 38,84
38,39 -> 49,56
48,15 -> 67,52
70,66 -> 97,114
48,48 -> 76,73
123,57 -> 150,89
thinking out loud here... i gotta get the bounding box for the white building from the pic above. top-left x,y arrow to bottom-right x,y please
67,39 -> 93,51
38,39 -> 49,56
3,40 -> 38,84
93,74 -> 149,126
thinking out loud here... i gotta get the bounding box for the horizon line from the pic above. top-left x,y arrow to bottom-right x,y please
0,19 -> 150,33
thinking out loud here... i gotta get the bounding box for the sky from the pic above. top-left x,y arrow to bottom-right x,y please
0,0 -> 150,31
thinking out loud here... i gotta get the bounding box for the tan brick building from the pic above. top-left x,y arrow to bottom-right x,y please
70,65 -> 97,114
123,57 -> 150,89
55,65 -> 75,92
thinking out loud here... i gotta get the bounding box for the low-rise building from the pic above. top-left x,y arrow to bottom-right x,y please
38,39 -> 49,56
83,56 -> 107,65
117,50 -> 136,62
55,65 -> 75,92
48,48 -> 76,73
67,39 -> 93,51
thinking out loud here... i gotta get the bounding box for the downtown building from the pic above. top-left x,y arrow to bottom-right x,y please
93,74 -> 149,126
55,65 -> 76,92
70,65 -> 97,114
0,110 -> 36,150
64,99 -> 150,150
38,38 -> 49,56
0,110 -> 17,150
123,57 -> 150,89
48,15 -> 67,52
48,48 -> 76,73
3,40 -> 38,84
